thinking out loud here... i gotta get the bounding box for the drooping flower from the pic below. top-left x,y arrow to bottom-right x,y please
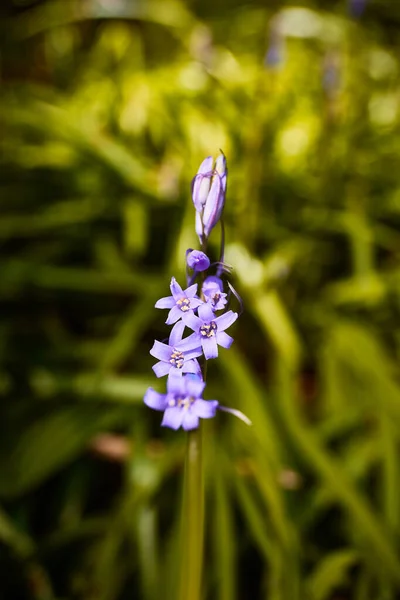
182,303 -> 237,360
192,153 -> 227,241
202,275 -> 227,311
144,373 -> 219,431
186,249 -> 210,272
150,321 -> 202,378
155,277 -> 203,325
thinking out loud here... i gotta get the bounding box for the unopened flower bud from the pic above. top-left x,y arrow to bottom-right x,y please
192,156 -> 213,212
186,250 -> 210,272
192,153 -> 227,241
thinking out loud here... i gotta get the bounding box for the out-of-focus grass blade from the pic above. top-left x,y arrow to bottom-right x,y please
277,360 -> 400,583
219,347 -> 281,467
0,406 -> 134,497
99,289 -> 163,374
30,369 -> 152,402
11,0 -> 194,39
0,198 -> 104,238
306,549 -> 359,600
4,99 -> 155,194
233,475 -> 274,564
135,505 -> 160,600
212,453 -> 236,600
0,260 -> 159,295
0,505 -> 35,558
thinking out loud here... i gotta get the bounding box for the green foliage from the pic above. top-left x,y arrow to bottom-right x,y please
1,0 -> 400,598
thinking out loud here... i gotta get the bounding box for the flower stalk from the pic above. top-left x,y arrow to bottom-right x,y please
179,426 -> 204,600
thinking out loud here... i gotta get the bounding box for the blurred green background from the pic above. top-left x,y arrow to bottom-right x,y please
2,0 -> 400,598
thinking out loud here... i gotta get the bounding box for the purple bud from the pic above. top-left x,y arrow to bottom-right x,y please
187,250 -> 210,272
192,153 -> 227,241
192,156 -> 213,212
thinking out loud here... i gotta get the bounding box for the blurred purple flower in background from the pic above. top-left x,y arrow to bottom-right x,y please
348,0 -> 367,18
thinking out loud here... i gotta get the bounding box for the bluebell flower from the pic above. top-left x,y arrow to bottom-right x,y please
155,277 -> 203,325
186,249 -> 210,272
144,373 -> 219,431
348,0 -> 367,18
202,275 -> 227,311
182,303 -> 237,359
192,153 -> 227,241
150,321 -> 202,378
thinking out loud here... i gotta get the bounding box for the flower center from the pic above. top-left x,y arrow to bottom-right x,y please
176,297 -> 191,312
200,321 -> 217,338
210,292 -> 220,306
168,395 -> 196,410
170,349 -> 184,369
177,396 -> 194,410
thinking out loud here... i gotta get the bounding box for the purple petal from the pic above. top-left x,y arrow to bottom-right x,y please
166,305 -> 183,325
144,388 -> 168,411
185,283 -> 198,298
216,331 -> 233,349
202,336 -> 218,360
202,175 -> 221,228
214,310 -> 238,332
182,358 -> 202,375
177,332 -> 201,351
203,275 -> 223,294
167,373 -> 185,395
192,399 -> 219,419
197,156 -> 213,175
161,406 -> 184,430
150,341 -> 172,361
197,303 -> 215,323
185,376 -> 205,399
181,411 -> 200,431
183,346 -> 203,360
215,154 -> 226,179
169,320 -> 185,346
170,277 -> 184,300
189,298 -> 203,310
195,211 -> 203,241
182,312 -> 202,333
152,361 -> 171,378
155,296 -> 175,309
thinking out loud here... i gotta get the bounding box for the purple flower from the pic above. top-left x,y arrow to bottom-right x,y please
144,373 -> 219,431
187,249 -> 210,272
202,276 -> 227,311
182,303 -> 237,360
348,0 -> 367,17
192,154 -> 227,241
150,321 -> 202,378
155,277 -> 203,325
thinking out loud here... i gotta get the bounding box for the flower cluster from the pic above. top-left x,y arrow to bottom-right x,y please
144,154 -> 250,431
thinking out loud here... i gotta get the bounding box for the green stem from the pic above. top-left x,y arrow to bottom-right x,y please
179,425 -> 204,600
